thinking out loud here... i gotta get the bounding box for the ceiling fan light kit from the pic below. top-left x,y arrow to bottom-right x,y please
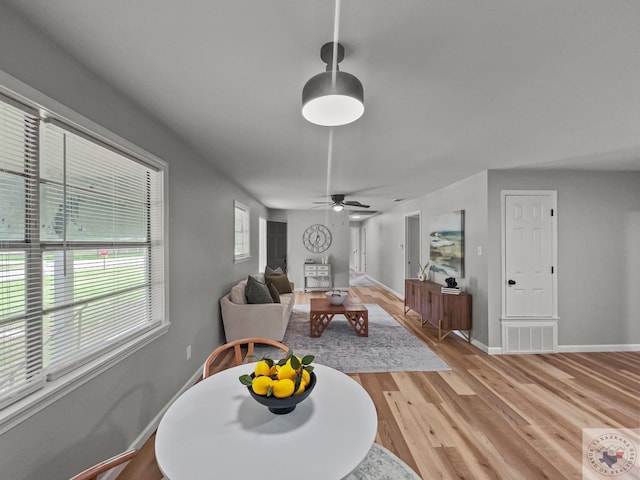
302,42 -> 364,127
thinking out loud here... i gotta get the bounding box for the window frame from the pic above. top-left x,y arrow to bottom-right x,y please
0,75 -> 169,435
233,200 -> 251,263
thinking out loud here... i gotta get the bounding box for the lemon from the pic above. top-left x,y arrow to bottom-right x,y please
272,378 -> 295,398
251,375 -> 273,396
277,363 -> 297,381
269,365 -> 278,376
254,360 -> 271,377
294,381 -> 306,396
301,369 -> 311,387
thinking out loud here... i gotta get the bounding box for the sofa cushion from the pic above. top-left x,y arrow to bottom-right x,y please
245,275 -> 273,304
266,273 -> 293,294
265,266 -> 284,276
229,280 -> 247,304
267,283 -> 281,303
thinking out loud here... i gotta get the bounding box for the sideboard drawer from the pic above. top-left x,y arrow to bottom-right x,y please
316,265 -> 330,274
304,265 -> 317,274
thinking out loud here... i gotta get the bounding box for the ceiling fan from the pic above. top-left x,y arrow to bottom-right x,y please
313,194 -> 370,212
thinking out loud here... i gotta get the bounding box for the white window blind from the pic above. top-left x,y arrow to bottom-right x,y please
0,93 -> 165,409
234,201 -> 250,262
0,96 -> 44,407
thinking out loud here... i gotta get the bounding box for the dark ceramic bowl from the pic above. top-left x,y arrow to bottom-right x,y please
248,372 -> 316,414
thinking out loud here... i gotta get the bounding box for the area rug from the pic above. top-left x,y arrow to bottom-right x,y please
254,304 -> 450,373
346,443 -> 421,479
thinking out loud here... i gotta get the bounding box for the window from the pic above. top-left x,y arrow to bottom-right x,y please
0,92 -> 165,413
258,217 -> 266,273
234,201 -> 250,262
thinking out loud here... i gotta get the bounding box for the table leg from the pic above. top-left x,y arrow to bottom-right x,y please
310,312 -> 334,337
344,311 -> 368,337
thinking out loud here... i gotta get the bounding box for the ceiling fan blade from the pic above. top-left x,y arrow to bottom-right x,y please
343,201 -> 370,208
312,201 -> 334,204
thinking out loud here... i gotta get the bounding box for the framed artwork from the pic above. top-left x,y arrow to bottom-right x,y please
429,210 -> 465,278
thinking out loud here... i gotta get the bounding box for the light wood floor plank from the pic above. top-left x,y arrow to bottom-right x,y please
132,284 -> 639,479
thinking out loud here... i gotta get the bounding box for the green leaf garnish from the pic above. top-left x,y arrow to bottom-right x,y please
290,355 -> 301,369
239,374 -> 253,386
302,355 -> 314,365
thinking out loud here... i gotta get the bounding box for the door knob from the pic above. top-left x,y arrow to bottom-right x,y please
508,279 -> 516,285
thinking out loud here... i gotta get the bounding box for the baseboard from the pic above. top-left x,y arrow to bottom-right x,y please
129,366 -> 203,449
366,276 -> 403,299
557,344 -> 640,353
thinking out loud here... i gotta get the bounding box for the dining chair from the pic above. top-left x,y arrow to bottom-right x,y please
202,337 -> 290,379
69,449 -> 138,480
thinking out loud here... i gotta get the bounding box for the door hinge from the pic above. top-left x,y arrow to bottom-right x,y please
551,209 -> 554,216
551,266 -> 554,274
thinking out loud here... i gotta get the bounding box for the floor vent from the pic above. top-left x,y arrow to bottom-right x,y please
501,320 -> 558,354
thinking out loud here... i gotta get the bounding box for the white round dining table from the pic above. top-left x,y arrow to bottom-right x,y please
155,363 -> 378,480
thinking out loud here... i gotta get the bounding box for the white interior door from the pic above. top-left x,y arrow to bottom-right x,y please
405,214 -> 420,279
350,227 -> 360,272
362,227 -> 367,273
505,194 -> 555,317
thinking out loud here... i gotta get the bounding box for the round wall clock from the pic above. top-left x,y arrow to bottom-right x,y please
302,224 -> 332,253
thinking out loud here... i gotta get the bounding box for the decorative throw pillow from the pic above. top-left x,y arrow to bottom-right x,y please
265,273 -> 293,294
229,280 -> 247,304
267,282 -> 281,303
245,275 -> 273,304
265,266 -> 284,276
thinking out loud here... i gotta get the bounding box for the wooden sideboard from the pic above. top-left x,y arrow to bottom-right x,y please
404,279 -> 472,341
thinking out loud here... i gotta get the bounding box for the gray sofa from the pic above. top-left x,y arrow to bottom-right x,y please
220,278 -> 295,342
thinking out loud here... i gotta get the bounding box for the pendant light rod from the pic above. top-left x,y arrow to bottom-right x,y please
331,0 -> 341,87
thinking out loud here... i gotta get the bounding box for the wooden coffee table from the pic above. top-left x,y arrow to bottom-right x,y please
309,298 -> 368,337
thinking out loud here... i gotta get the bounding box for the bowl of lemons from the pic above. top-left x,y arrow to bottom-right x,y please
239,352 -> 316,414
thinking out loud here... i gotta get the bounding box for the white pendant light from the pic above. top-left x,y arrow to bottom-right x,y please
302,42 -> 364,127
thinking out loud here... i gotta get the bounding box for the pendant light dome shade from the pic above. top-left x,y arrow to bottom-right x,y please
302,42 -> 364,127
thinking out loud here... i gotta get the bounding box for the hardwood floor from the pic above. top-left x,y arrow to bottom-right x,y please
298,286 -> 639,479
134,285 -> 639,479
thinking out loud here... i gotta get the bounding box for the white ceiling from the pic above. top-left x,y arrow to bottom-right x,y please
7,0 -> 640,215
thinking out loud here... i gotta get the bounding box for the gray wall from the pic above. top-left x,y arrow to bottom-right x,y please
286,209 -> 351,290
364,167 -> 640,351
363,172 -> 489,344
0,5 -> 267,479
487,170 -> 640,349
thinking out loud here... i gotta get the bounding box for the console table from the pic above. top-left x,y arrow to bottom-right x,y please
404,279 -> 472,341
304,263 -> 331,291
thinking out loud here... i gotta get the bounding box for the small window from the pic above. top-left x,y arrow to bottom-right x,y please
234,201 -> 250,262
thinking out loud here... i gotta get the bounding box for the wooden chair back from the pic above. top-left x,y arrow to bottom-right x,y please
202,337 -> 289,379
69,450 -> 138,480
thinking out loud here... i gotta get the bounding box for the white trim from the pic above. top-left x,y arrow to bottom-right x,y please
0,323 -> 170,435
370,276 -> 403,299
500,190 -> 558,319
557,344 -> 640,353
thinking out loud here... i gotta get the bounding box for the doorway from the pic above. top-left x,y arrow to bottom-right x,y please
501,190 -> 558,353
267,221 -> 287,272
405,212 -> 421,279
350,227 -> 360,272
